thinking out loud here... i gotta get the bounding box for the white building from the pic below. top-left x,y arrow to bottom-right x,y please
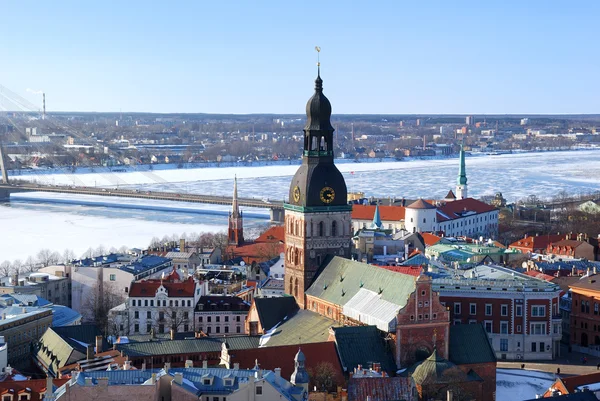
195,295 -> 250,335
112,269 -> 207,336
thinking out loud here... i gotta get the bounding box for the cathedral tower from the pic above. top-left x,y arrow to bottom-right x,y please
456,144 -> 468,200
284,66 -> 352,308
228,175 -> 244,246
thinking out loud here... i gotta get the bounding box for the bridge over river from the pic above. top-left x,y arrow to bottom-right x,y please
0,183 -> 285,222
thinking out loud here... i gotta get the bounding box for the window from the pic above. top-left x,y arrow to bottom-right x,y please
516,305 -> 523,317
540,342 -> 545,353
485,304 -> 492,316
159,312 -> 164,321
453,319 -> 461,325
203,379 -> 211,385
531,342 -> 537,352
216,316 -> 220,323
134,324 -> 139,333
484,321 -> 493,333
500,339 -> 508,352
147,311 -> 151,319
150,300 -> 154,307
208,316 -> 211,323
132,299 -> 136,307
332,221 -> 337,236
531,323 -> 546,335
225,326 -> 229,333
236,316 -> 240,322
469,303 -> 476,315
147,324 -> 151,333
184,312 -> 189,320
175,301 -> 179,307
454,303 -> 461,315
500,321 -> 508,334
532,306 -> 546,317
216,326 -> 220,333
172,311 -> 176,319
109,274 -> 116,281
236,326 -> 241,333
225,316 -> 229,322
159,324 -> 164,333
256,386 -> 263,395
199,316 -> 203,323
517,325 -> 522,333
134,311 -> 139,319
501,304 -> 508,316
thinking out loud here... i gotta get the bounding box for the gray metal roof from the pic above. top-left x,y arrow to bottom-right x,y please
117,336 -> 261,357
306,256 -> 416,308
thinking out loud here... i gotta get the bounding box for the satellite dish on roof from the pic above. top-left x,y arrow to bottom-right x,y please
240,261 -> 246,266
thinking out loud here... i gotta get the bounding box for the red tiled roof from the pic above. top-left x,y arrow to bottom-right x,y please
549,239 -> 587,249
524,270 -> 555,282
226,242 -> 285,265
407,199 -> 436,209
230,342 -> 344,388
437,198 -> 496,218
561,372 -> 600,393
0,379 -> 68,399
421,233 -> 442,246
509,234 -> 566,252
255,226 -> 285,243
351,205 -> 405,221
129,276 -> 195,298
376,265 -> 423,277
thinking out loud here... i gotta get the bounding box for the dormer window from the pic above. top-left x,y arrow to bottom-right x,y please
224,378 -> 234,386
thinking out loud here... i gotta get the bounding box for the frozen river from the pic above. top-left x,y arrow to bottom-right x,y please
1,149 -> 599,263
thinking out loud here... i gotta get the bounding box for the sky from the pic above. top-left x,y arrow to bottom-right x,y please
1,1 -> 598,114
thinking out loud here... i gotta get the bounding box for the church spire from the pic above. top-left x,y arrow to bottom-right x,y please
456,145 -> 468,200
370,204 -> 382,229
232,175 -> 240,218
228,175 -> 244,245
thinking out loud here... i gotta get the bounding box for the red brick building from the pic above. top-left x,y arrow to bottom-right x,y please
434,264 -> 563,361
569,276 -> 600,352
396,274 -> 450,368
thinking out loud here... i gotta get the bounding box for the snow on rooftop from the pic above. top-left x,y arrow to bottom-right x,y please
496,368 -> 555,401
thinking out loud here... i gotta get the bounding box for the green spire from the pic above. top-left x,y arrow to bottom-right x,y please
370,204 -> 382,229
457,145 -> 467,186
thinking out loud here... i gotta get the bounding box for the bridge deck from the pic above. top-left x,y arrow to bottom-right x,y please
0,184 -> 284,210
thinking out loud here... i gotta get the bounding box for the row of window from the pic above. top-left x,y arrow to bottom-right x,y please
198,315 -> 244,323
199,326 -> 243,334
287,219 -> 343,237
453,303 -> 544,317
133,311 -> 189,320
131,299 -> 192,307
453,319 -> 551,336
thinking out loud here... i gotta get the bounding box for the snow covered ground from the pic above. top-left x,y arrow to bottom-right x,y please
1,149 -> 599,263
496,368 -> 556,401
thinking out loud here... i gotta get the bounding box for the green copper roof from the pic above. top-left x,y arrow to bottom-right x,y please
457,145 -> 467,186
370,204 -> 382,229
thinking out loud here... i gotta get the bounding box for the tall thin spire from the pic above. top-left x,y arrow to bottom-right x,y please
456,144 -> 468,200
232,175 -> 240,218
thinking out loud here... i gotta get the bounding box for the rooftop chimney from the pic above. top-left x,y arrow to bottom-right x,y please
170,328 -> 175,340
233,363 -> 240,370
86,344 -> 94,360
202,360 -> 208,369
185,360 -> 193,368
95,336 -> 103,355
164,362 -> 171,374
173,372 -> 183,385
141,362 -> 146,371
180,238 -> 185,252
123,359 -> 131,370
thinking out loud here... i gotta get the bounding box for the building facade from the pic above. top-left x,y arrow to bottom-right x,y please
569,276 -> 600,355
195,296 -> 249,336
434,265 -> 562,360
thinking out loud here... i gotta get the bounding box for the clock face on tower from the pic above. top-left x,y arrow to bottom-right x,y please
293,186 -> 301,202
320,187 -> 335,204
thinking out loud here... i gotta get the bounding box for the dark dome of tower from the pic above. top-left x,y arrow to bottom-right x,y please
305,74 -> 334,132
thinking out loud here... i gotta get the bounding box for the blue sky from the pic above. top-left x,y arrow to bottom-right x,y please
1,1 -> 598,114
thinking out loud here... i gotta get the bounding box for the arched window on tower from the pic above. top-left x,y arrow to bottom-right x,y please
311,136 -> 318,151
294,278 -> 299,298
294,248 -> 299,265
318,221 -> 324,237
331,221 -> 337,236
289,277 -> 293,295
320,136 -> 327,151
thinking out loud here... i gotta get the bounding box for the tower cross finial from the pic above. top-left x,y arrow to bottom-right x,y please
315,46 -> 321,75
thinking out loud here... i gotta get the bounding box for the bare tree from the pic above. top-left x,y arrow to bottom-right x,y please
0,261 -> 10,277
36,249 -> 54,267
62,249 -> 76,264
307,361 -> 338,392
23,256 -> 37,273
82,281 -> 126,334
10,260 -> 22,275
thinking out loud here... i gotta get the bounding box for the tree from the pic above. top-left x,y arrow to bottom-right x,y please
62,249 -> 76,264
10,260 -> 22,275
36,249 -> 54,267
0,261 -> 10,277
419,367 -> 475,401
23,256 -> 37,273
308,361 -> 338,392
82,281 -> 126,335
